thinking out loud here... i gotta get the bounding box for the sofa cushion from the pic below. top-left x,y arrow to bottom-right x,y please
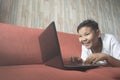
0,23 -> 43,65
0,65 -> 119,80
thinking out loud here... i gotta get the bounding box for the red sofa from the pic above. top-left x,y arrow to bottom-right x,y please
0,23 -> 120,80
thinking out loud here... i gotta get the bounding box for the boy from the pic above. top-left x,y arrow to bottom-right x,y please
76,19 -> 120,67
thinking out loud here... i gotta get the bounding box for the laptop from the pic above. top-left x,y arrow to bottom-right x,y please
39,21 -> 101,71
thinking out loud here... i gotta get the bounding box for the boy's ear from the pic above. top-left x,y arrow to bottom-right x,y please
96,29 -> 101,38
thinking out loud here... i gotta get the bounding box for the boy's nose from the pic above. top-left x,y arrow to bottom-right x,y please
82,37 -> 87,41
79,37 -> 87,42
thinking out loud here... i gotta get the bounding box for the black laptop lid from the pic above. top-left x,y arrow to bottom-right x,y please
39,21 -> 64,69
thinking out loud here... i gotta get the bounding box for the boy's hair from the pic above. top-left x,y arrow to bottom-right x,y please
77,19 -> 99,33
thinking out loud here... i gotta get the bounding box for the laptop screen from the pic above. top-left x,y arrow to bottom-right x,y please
39,22 -> 64,69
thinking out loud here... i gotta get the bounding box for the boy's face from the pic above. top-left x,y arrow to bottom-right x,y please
78,26 -> 100,49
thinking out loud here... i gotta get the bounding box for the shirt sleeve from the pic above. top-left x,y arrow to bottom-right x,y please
110,35 -> 120,60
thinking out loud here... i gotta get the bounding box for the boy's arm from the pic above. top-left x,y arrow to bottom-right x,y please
106,55 -> 120,67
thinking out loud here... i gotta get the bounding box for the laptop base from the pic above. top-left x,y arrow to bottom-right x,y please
64,64 -> 100,71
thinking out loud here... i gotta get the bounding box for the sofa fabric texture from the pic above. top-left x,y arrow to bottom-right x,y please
0,23 -> 43,65
0,23 -> 120,80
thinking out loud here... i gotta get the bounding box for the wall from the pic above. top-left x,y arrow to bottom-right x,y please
0,0 -> 120,40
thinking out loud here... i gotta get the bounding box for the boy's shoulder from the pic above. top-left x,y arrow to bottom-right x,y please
101,33 -> 119,44
101,33 -> 115,40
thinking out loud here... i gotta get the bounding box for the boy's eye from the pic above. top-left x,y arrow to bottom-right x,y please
85,33 -> 90,36
79,35 -> 82,38
78,33 -> 90,38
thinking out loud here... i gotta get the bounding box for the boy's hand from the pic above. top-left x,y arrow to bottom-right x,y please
63,57 -> 83,64
70,56 -> 83,64
84,53 -> 108,64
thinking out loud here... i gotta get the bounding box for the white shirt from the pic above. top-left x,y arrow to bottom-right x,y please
81,33 -> 120,63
